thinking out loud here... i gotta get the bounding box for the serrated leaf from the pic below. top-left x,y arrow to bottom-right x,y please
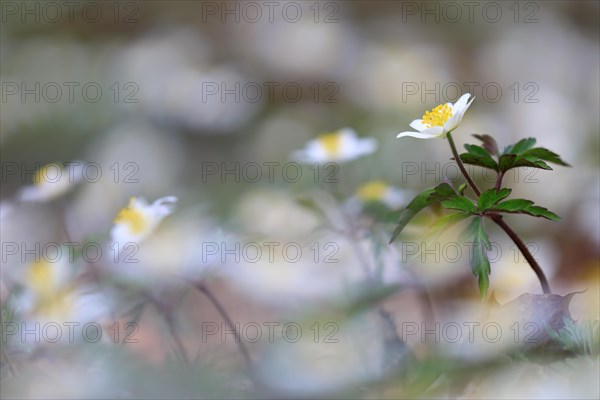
522,148 -> 571,167
427,183 -> 456,203
473,134 -> 499,155
491,199 -> 560,221
425,212 -> 472,238
460,144 -> 499,171
478,188 -> 512,211
440,196 -> 478,214
390,183 -> 456,244
462,217 -> 492,299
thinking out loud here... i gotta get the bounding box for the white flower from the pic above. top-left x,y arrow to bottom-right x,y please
292,128 -> 377,163
18,258 -> 108,328
396,93 -> 475,139
19,161 -> 85,202
353,180 -> 411,209
110,196 -> 177,245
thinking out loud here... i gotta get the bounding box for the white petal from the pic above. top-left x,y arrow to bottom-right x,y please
452,93 -> 474,114
409,119 -> 428,132
396,130 -> 442,139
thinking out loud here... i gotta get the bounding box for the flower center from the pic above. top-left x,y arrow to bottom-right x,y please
27,260 -> 54,297
33,289 -> 74,320
357,180 -> 388,202
422,104 -> 453,128
318,132 -> 342,156
114,197 -> 148,235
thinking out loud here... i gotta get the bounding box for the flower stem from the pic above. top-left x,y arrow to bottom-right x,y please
488,213 -> 552,294
446,132 -> 481,196
495,171 -> 505,192
194,283 -> 253,369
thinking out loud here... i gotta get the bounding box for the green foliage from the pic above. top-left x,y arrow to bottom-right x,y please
440,196 -> 478,213
460,136 -> 569,173
478,188 -> 512,210
490,198 -> 560,221
389,183 -> 455,243
460,143 -> 499,170
462,217 -> 492,298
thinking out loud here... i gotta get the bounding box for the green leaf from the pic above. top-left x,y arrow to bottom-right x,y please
478,188 -> 512,211
503,137 -> 536,155
462,217 -> 492,299
390,183 -> 456,244
427,182 -> 456,202
498,138 -> 569,172
457,183 -> 468,196
473,134 -> 499,155
459,144 -> 499,171
425,212 -> 472,238
521,147 -> 571,167
440,196 -> 478,214
491,199 -> 560,221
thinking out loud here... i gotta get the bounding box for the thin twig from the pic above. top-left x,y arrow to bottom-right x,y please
194,283 -> 253,369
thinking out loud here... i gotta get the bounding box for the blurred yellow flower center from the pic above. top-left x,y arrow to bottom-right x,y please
422,104 -> 453,128
357,181 -> 388,202
33,289 -> 73,320
114,197 -> 148,235
27,260 -> 54,297
33,164 -> 60,186
318,132 -> 342,156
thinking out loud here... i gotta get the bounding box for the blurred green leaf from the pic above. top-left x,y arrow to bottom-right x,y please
389,183 -> 455,243
440,196 -> 478,214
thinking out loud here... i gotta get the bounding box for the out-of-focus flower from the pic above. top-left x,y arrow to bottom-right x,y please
110,196 -> 177,245
396,93 -> 474,139
354,180 -> 411,209
19,161 -> 84,202
17,258 -> 107,328
292,128 -> 377,163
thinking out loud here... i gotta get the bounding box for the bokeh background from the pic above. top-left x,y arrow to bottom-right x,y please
1,1 -> 599,398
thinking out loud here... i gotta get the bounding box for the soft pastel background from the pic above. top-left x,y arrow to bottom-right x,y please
1,1 -> 599,398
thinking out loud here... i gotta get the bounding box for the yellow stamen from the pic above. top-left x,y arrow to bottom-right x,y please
113,197 -> 148,235
27,260 -> 55,297
422,104 -> 453,128
318,132 -> 342,157
357,180 -> 388,202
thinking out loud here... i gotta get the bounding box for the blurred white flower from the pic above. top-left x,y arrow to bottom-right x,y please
396,93 -> 474,139
19,161 -> 84,202
110,196 -> 177,245
17,258 -> 108,329
353,180 -> 411,209
292,128 -> 377,163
